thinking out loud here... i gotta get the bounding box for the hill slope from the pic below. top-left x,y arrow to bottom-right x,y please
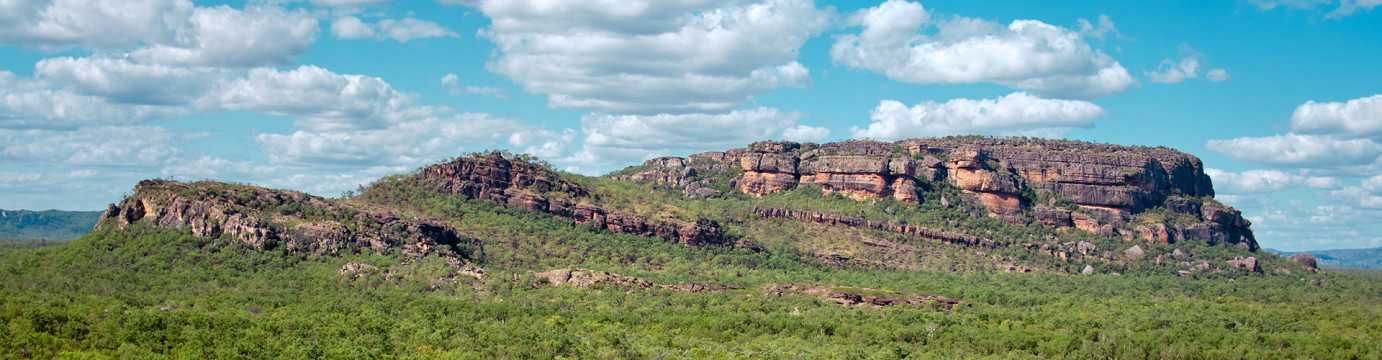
2,137 -> 1379,358
0,209 -> 102,240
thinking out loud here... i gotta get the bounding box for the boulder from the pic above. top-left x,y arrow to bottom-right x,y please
1227,256 -> 1258,272
1288,253 -> 1319,272
1124,245 -> 1145,260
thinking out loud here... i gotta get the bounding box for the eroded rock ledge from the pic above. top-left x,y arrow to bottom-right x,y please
750,207 -> 999,248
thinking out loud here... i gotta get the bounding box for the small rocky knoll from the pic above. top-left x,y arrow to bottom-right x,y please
610,137 -> 1257,251
98,180 -> 477,262
415,153 -> 726,246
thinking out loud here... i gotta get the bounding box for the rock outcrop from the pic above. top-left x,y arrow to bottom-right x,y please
417,153 -> 726,246
1228,256 -> 1259,272
98,180 -> 476,261
610,137 -> 1258,251
1288,253 -> 1319,272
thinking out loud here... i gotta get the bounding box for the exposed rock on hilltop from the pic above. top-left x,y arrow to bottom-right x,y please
98,179 -> 477,261
403,153 -> 727,246
611,136 -> 1257,251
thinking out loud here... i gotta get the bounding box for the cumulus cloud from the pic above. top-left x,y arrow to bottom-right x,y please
830,0 -> 1136,99
34,56 -> 223,105
331,16 -> 459,42
1290,94 -> 1382,138
1145,45 -> 1203,84
199,65 -> 425,132
331,17 -> 376,39
256,112 -> 530,167
564,108 -> 810,168
782,125 -> 831,143
509,128 -> 578,159
1205,134 -> 1382,169
1145,44 -> 1228,84
1330,185 -> 1382,208
0,71 -> 185,129
1205,168 -> 1340,194
128,5 -> 319,68
440,73 -> 507,98
466,0 -> 831,114
850,92 -> 1105,141
1207,68 -> 1231,82
0,0 -> 195,51
0,126 -> 189,167
1077,14 -> 1120,41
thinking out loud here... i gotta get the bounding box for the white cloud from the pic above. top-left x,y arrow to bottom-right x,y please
0,0 -> 195,51
1205,168 -> 1340,194
1205,134 -> 1382,169
1289,94 -> 1382,138
34,56 -> 223,105
1144,44 -> 1224,84
0,126 -> 188,167
441,73 -> 508,98
830,0 -> 1136,99
1330,186 -> 1382,208
1207,68 -> 1231,82
0,71 -> 185,129
1247,0 -> 1379,18
1362,174 -> 1382,192
509,128 -> 577,159
331,17 -> 376,39
850,92 -> 1104,141
199,65 -> 424,132
1328,0 -> 1382,17
256,113 -> 529,167
331,16 -> 459,42
470,0 -> 831,114
128,5 -> 319,68
782,125 -> 831,143
564,108 -> 810,168
1077,15 -> 1120,41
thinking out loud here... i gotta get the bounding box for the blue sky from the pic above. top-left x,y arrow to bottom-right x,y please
1,0 -> 1380,251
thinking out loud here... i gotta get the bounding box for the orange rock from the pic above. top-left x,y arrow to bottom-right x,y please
975,192 -> 1022,215
739,171 -> 798,197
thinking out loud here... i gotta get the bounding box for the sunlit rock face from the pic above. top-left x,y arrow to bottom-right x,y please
612,137 -> 1257,251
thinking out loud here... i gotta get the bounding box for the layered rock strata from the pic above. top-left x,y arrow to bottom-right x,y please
611,137 -> 1257,251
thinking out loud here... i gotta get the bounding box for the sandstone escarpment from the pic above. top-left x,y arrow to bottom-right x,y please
417,153 -> 726,246
98,180 -> 476,260
609,137 -> 1257,251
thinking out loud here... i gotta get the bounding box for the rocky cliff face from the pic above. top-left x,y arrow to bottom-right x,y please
610,137 -> 1258,251
416,153 -> 727,246
98,180 -> 477,261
